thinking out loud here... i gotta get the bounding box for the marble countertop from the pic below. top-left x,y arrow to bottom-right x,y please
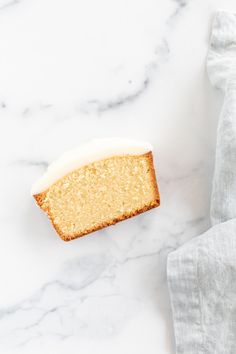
1,0 -> 236,353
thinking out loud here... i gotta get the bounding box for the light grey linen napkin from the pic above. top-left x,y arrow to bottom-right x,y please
168,11 -> 236,354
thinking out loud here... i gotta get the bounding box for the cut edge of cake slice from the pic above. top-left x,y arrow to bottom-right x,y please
32,139 -> 160,241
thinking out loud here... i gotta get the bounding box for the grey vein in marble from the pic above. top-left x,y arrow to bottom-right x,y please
168,0 -> 190,22
81,78 -> 149,114
0,236 -> 176,349
80,40 -> 169,114
11,159 -> 49,169
0,0 -> 19,10
0,254 -> 122,347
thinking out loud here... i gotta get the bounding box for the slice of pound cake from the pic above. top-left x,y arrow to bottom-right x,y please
32,138 -> 160,241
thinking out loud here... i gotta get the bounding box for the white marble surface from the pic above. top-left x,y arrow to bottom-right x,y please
1,0 -> 236,353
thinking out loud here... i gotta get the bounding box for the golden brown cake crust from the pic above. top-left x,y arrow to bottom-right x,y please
33,152 -> 160,241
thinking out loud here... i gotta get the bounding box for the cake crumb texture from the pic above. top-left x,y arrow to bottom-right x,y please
34,152 -> 160,241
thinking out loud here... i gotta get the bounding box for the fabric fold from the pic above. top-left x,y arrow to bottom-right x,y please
168,219 -> 236,354
207,10 -> 236,225
168,11 -> 236,354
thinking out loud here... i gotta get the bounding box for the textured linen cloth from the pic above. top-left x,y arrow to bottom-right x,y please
168,11 -> 236,354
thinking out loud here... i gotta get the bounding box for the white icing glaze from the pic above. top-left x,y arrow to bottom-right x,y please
31,138 -> 153,195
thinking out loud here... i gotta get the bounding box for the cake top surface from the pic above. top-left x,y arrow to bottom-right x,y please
31,138 -> 153,195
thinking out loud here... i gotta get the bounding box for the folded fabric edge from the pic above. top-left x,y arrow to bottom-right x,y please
167,245 -> 204,354
207,10 -> 236,91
